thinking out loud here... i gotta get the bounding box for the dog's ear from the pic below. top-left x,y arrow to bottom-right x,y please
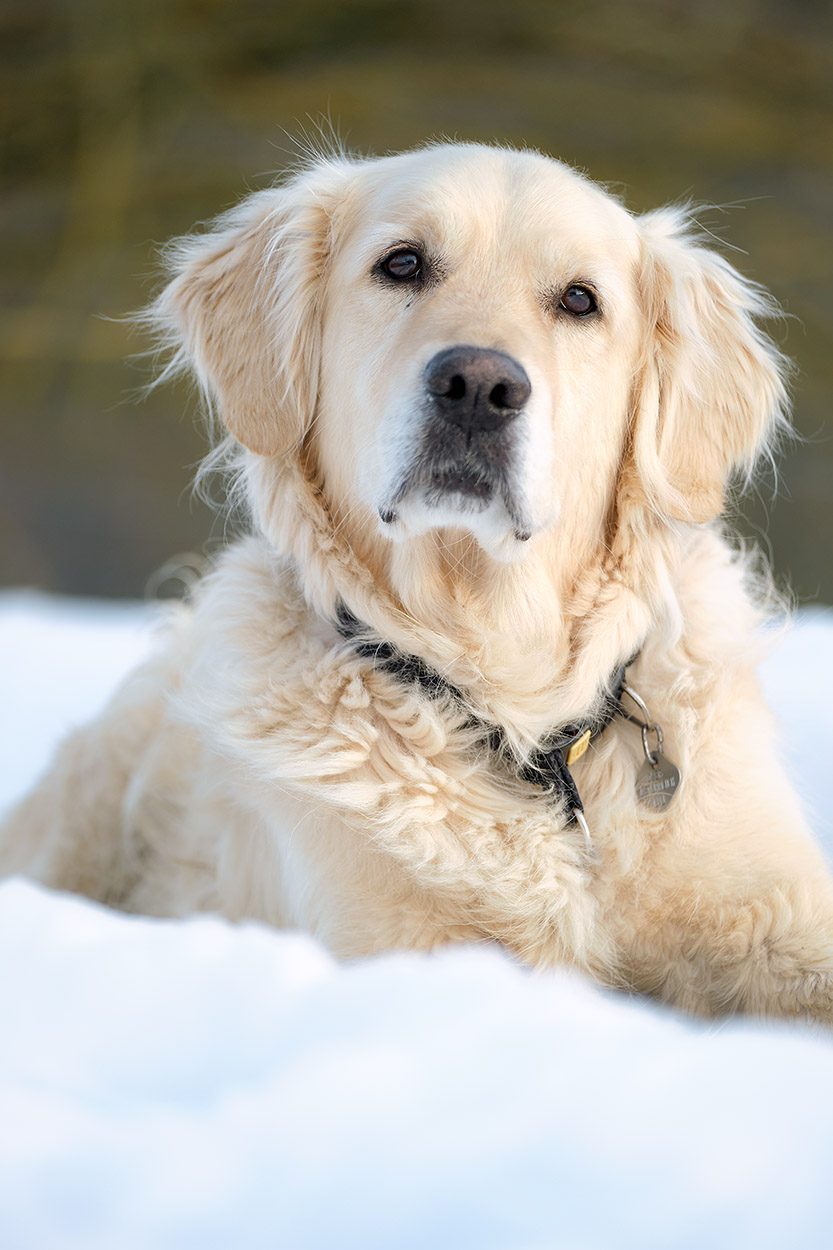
153,162 -> 352,457
632,209 -> 789,523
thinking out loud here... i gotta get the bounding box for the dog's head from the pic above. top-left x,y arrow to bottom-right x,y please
154,142 -> 787,586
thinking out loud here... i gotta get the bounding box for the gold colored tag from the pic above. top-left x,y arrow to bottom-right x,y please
566,729 -> 592,766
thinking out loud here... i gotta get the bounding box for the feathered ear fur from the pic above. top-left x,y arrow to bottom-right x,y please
150,160 -> 353,457
632,209 -> 789,523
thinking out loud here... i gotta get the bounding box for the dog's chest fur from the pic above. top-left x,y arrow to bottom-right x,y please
121,534 -> 744,971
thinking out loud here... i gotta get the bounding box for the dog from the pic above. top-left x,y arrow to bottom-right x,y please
4,140 -> 833,1021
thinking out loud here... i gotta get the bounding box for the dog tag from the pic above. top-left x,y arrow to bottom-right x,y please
636,753 -> 681,812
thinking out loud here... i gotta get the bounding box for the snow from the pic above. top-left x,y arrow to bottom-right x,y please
2,590 -> 833,1250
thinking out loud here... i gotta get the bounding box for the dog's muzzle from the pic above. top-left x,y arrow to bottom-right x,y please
379,344 -> 534,538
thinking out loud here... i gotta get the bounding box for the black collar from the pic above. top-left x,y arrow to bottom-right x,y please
334,605 -> 632,830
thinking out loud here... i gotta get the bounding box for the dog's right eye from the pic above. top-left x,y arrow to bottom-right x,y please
379,249 -> 423,281
559,285 -> 598,317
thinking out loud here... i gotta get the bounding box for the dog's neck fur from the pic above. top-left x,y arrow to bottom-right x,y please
246,451 -> 684,747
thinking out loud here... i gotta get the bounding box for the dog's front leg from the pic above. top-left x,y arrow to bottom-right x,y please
602,813 -> 833,1023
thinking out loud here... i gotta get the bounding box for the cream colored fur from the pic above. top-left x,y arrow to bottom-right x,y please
4,142 -> 833,1021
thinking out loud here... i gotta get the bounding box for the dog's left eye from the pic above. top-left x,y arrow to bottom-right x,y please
559,285 -> 598,317
379,249 -> 423,281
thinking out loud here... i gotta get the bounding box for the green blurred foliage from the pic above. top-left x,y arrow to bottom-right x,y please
1,0 -> 832,598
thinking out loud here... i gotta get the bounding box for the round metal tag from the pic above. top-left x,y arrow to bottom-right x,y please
636,753 -> 681,812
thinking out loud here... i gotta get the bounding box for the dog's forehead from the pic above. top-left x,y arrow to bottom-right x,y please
345,145 -> 638,264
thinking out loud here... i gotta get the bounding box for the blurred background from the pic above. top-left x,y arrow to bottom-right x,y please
1,0 -> 831,601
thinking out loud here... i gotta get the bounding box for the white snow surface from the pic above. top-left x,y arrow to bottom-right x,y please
2,589 -> 833,1250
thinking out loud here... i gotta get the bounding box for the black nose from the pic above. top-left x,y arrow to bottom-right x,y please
424,346 -> 531,434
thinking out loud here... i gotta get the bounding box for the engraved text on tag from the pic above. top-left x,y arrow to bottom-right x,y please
636,752 -> 681,812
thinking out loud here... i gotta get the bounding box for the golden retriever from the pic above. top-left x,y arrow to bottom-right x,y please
4,141 -> 833,1021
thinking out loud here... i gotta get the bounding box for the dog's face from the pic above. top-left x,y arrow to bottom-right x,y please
157,142 -> 786,580
314,147 -> 643,562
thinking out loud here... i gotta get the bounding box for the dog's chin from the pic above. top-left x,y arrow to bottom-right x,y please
377,482 -> 536,563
